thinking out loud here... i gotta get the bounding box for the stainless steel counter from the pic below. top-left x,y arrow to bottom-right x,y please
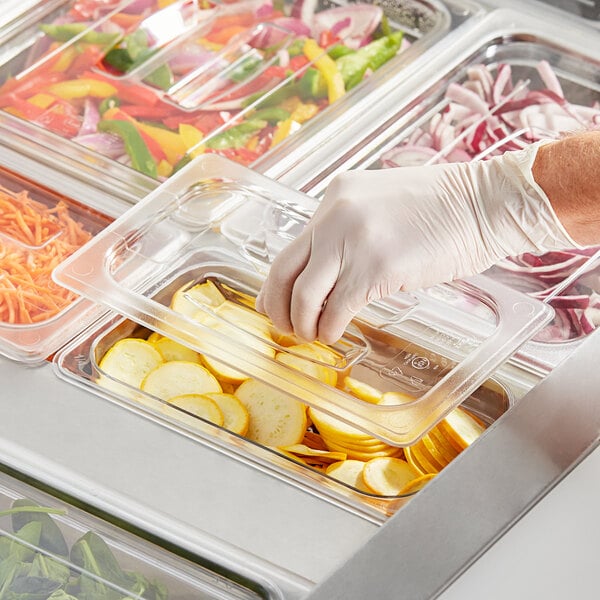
0,356 -> 379,598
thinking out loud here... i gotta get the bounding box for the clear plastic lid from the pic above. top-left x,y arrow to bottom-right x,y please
0,0 -> 455,180
55,308 -> 513,517
294,22 -> 600,355
54,154 -> 553,447
0,165 -> 112,363
0,470 -> 266,599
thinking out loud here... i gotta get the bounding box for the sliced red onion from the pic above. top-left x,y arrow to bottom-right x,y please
78,99 -> 100,136
313,4 -> 382,46
121,0 -> 154,14
380,145 -> 447,167
291,0 -> 318,26
251,18 -> 311,48
73,133 -> 125,158
537,60 -> 564,98
255,1 -> 274,18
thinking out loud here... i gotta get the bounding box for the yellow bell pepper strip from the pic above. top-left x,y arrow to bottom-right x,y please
290,102 -> 319,124
27,93 -> 57,110
47,78 -> 118,100
157,159 -> 174,178
135,122 -> 187,165
179,124 -> 205,158
97,119 -> 157,178
52,45 -> 78,72
302,39 -> 345,104
270,118 -> 293,148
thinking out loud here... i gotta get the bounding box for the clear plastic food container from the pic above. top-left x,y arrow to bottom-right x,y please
286,13 -> 600,368
0,0 -> 472,187
0,164 -> 112,363
51,154 -> 551,515
0,470 -> 268,599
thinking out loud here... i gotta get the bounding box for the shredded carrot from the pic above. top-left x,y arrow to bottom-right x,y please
0,185 -> 93,325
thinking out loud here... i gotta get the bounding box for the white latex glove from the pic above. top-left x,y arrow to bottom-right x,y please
256,142 -> 578,344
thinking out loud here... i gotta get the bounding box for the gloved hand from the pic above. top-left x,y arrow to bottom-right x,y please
256,142 -> 578,344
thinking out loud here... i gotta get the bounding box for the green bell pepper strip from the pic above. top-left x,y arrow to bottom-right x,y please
40,23 -> 120,46
299,68 -> 328,101
242,81 -> 301,108
98,119 -> 158,178
357,31 -> 404,71
302,32 -> 405,96
250,107 -> 291,124
205,120 -> 268,150
327,44 -> 354,60
98,96 -> 120,115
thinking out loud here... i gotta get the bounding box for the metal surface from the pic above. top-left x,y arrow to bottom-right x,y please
0,356 -> 378,596
306,330 -> 600,600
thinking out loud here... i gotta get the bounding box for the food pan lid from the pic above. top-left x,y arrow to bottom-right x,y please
0,470 -> 266,599
0,0 -> 453,175
54,154 -> 553,446
0,165 -> 111,363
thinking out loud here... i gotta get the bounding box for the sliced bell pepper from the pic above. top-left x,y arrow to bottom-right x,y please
250,107 -> 291,124
52,45 -> 78,72
299,68 -> 327,101
302,39 -> 345,104
119,103 -> 180,119
81,72 -> 160,106
35,103 -> 82,137
270,117 -> 293,148
98,119 -> 157,178
157,159 -> 174,178
290,101 -> 319,123
47,78 -> 118,100
319,30 -> 340,49
67,44 -> 106,76
205,119 -> 267,150
132,124 -> 185,165
40,23 -> 121,46
206,25 -> 250,45
2,97 -> 45,120
27,93 -> 57,110
99,108 -> 168,163
179,124 -> 205,158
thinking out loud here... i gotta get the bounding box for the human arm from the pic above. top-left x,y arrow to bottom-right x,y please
532,130 -> 600,246
256,131 -> 600,344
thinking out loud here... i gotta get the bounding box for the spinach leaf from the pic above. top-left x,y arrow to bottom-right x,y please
70,532 -> 131,599
10,522 -> 42,564
29,554 -> 69,587
6,574 -> 61,599
10,501 -> 68,557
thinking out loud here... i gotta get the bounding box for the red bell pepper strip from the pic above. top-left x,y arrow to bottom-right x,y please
81,71 -> 159,106
35,104 -> 82,137
0,96 -> 45,120
119,104 -> 181,119
67,45 -> 107,77
0,71 -> 67,100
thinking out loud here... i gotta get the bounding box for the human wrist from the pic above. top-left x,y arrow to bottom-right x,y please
532,132 -> 600,246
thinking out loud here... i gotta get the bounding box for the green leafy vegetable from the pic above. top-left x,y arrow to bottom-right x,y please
0,499 -> 170,599
10,500 -> 68,557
